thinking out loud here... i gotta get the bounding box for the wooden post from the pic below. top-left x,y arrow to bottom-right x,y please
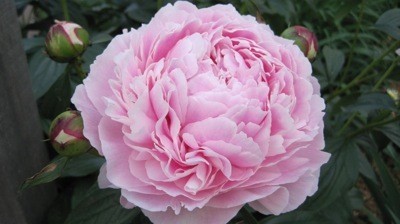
0,0 -> 56,223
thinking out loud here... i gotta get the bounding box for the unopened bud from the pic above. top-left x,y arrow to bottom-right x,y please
45,20 -> 89,63
49,110 -> 91,156
281,25 -> 318,61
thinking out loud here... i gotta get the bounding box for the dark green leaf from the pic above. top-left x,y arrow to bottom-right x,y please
302,138 -> 359,211
125,2 -> 156,23
82,45 -> 106,72
71,177 -> 98,209
259,210 -> 329,224
375,8 -> 400,40
378,122 -> 400,148
333,0 -> 362,24
29,50 -> 67,99
363,177 -> 392,223
21,156 -> 69,190
363,208 -> 384,224
346,93 -> 397,114
357,147 -> 378,184
61,153 -> 105,177
23,37 -> 45,53
40,118 -> 52,136
38,72 -> 72,119
319,192 -> 355,223
383,143 -> 400,169
47,187 -> 73,224
369,144 -> 400,215
266,0 -> 295,23
91,33 -> 113,44
322,46 -> 345,82
65,184 -> 141,224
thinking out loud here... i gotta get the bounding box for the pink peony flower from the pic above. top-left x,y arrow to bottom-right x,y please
72,2 -> 330,223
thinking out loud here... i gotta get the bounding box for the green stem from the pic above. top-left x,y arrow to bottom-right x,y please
338,113 -> 358,135
239,207 -> 258,224
347,115 -> 400,138
327,40 -> 400,102
337,56 -> 399,135
61,0 -> 70,21
341,0 -> 365,82
72,57 -> 86,79
373,56 -> 400,91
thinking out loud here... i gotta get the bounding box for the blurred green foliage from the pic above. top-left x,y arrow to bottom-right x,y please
17,0 -> 400,223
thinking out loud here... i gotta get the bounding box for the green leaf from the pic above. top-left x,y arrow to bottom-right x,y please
38,72 -> 72,119
71,177 -> 98,209
21,156 -> 69,190
383,143 -> 400,169
265,0 -> 295,23
387,207 -> 400,224
91,33 -> 113,44
370,144 -> 400,215
302,138 -> 359,211
125,2 -> 156,23
319,192 -> 355,223
40,118 -> 52,135
346,93 -> 397,114
61,153 -> 105,177
82,45 -> 106,73
357,148 -> 378,184
333,0 -> 362,24
47,187 -> 72,224
65,184 -> 141,224
363,208 -> 384,224
322,46 -> 345,82
29,50 -> 67,99
259,210 -> 329,224
360,136 -> 400,222
23,37 -> 45,53
378,122 -> 400,148
362,177 -> 392,223
375,8 -> 400,40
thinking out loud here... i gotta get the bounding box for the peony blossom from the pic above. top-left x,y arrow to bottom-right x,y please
72,2 -> 330,223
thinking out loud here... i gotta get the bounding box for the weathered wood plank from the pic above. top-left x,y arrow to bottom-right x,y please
0,0 -> 56,223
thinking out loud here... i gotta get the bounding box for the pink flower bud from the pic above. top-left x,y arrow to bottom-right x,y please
45,20 -> 89,63
49,110 -> 91,156
281,25 -> 318,61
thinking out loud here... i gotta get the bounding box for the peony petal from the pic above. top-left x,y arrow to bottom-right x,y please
250,187 -> 289,215
71,84 -> 103,153
182,117 -> 237,143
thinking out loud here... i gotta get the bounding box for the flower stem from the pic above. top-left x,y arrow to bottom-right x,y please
347,115 -> 400,138
373,56 -> 400,91
239,207 -> 258,224
341,0 -> 365,82
338,113 -> 358,136
327,40 -> 400,102
72,57 -> 86,79
336,56 -> 399,135
61,0 -> 70,21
